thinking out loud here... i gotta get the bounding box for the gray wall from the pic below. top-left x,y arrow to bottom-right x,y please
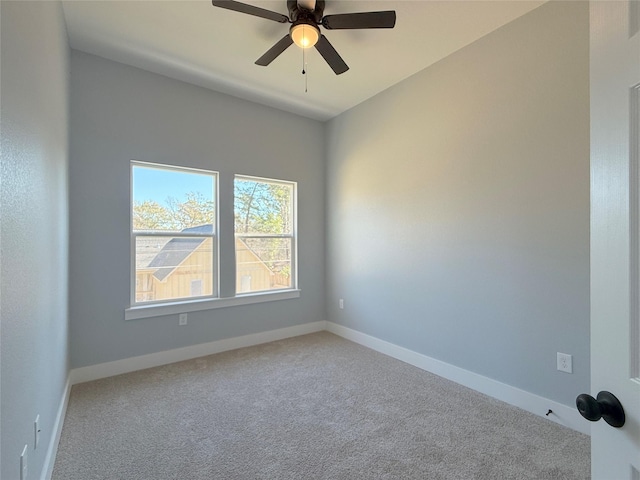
69,51 -> 326,368
1,1 -> 70,478
325,1 -> 590,406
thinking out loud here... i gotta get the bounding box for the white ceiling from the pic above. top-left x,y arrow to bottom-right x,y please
61,0 -> 545,121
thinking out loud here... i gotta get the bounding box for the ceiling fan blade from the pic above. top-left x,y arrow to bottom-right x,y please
314,35 -> 348,75
211,1 -> 289,23
255,35 -> 294,66
322,11 -> 396,30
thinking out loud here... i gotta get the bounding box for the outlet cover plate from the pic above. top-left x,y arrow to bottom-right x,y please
34,415 -> 40,449
557,352 -> 573,373
20,444 -> 28,480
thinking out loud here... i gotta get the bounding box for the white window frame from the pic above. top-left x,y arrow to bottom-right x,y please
128,161 -> 219,309
234,174 -> 298,295
125,167 -> 300,321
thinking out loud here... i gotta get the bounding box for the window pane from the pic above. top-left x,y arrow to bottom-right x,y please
135,236 -> 213,303
236,237 -> 292,293
234,178 -> 293,235
133,165 -> 215,233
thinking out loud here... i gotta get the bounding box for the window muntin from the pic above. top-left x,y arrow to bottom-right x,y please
234,176 -> 296,294
132,163 -> 217,305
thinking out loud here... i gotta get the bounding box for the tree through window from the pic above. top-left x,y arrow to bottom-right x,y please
234,176 -> 296,294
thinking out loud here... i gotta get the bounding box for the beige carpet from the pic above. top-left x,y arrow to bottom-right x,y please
53,332 -> 589,479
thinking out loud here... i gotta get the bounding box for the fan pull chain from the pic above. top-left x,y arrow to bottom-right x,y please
302,43 -> 308,93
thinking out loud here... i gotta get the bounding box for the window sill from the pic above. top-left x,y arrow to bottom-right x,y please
125,289 -> 301,321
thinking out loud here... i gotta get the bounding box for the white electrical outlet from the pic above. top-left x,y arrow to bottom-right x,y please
339,299 -> 344,309
20,444 -> 28,480
557,352 -> 573,373
179,313 -> 188,326
34,415 -> 40,449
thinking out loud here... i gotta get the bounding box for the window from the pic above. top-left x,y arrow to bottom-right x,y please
127,165 -> 299,319
131,162 -> 217,305
190,279 -> 203,296
234,176 -> 296,294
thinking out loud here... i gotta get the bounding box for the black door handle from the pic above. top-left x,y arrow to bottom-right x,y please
576,391 -> 625,428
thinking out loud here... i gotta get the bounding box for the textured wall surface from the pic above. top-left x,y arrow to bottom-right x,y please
0,2 -> 70,478
326,1 -> 590,406
69,51 -> 326,367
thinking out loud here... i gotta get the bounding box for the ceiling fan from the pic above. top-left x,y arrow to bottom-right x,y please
211,0 -> 396,75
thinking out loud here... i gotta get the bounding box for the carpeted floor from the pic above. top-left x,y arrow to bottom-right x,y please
53,332 -> 590,479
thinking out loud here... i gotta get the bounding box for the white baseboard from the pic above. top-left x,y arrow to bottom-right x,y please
66,319 -> 588,437
325,321 -> 589,436
70,321 -> 326,384
41,375 -> 72,480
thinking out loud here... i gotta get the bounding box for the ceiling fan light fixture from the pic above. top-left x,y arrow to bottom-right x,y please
290,22 -> 319,48
211,0 -> 396,75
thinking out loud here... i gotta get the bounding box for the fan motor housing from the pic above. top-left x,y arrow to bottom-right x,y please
287,0 -> 324,23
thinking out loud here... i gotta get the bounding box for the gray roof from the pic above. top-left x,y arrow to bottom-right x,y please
147,225 -> 212,281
